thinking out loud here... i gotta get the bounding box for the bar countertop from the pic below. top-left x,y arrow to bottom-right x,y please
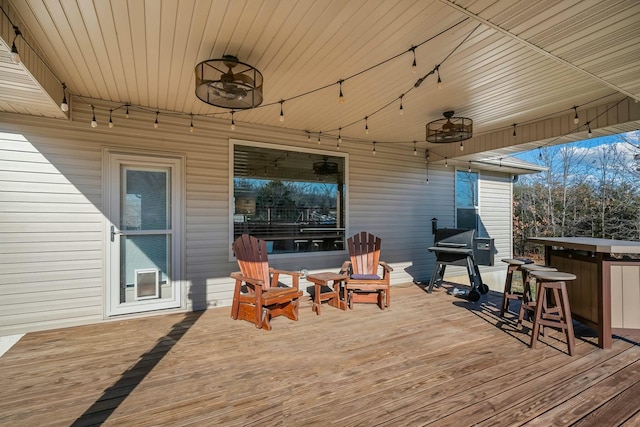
528,236 -> 640,254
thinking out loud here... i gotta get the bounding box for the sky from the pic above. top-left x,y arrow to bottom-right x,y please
513,130 -> 640,167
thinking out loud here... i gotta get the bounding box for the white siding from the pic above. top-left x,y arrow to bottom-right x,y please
478,171 -> 513,291
0,101 -> 516,334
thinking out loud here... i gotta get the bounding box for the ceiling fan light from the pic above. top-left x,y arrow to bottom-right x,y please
426,111 -> 473,143
195,55 -> 263,109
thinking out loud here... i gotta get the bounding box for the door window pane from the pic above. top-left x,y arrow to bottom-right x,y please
122,169 -> 169,230
120,235 -> 171,303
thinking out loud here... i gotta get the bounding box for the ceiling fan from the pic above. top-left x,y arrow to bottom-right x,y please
195,55 -> 263,109
426,110 -> 473,143
313,157 -> 339,175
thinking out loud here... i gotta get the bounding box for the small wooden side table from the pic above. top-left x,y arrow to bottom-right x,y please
306,272 -> 348,315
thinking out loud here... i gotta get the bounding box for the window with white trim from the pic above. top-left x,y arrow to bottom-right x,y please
456,169 -> 478,231
232,141 -> 346,254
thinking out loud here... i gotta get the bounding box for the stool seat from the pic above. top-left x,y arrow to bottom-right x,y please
521,264 -> 557,272
530,271 -> 576,282
501,258 -> 533,266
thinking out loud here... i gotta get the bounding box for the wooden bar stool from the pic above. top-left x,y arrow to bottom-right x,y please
517,264 -> 558,325
527,270 -> 576,356
500,258 -> 532,317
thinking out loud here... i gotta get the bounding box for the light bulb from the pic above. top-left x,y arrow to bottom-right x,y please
125,105 -> 130,118
154,121 -> 159,129
10,42 -> 20,64
91,119 -> 97,128
460,141 -> 464,151
399,103 -> 404,115
61,97 -> 68,112
279,114 -> 284,122
338,81 -> 345,104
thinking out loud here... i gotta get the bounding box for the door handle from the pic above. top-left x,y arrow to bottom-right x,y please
110,225 -> 122,242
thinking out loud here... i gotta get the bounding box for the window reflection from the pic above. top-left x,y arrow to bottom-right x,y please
233,144 -> 346,253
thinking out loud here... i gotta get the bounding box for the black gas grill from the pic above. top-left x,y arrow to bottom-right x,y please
427,228 -> 491,301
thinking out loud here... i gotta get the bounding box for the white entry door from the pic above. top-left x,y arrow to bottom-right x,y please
106,152 -> 182,316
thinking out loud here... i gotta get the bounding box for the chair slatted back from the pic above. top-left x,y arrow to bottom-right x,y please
232,234 -> 272,289
347,232 -> 381,275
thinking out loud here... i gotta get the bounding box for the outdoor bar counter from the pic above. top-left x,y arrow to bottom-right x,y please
529,237 -> 640,349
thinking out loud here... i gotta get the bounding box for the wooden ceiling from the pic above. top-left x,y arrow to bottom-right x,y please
1,0 -> 639,155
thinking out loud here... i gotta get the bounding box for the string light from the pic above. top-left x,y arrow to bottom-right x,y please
306,131 -> 311,142
468,162 -> 471,173
230,111 -> 236,130
189,113 -> 194,133
459,141 -> 464,151
445,157 -> 448,167
399,94 -> 404,115
279,100 -> 285,122
60,83 -> 69,112
108,109 -> 114,128
90,105 -> 97,128
538,148 -> 543,161
338,80 -> 345,104
587,121 -> 592,138
426,150 -> 430,162
9,26 -> 21,64
499,157 -> 503,168
364,116 -> 369,134
413,141 -> 417,156
411,47 -> 417,73
512,123 -> 517,139
125,104 -> 130,118
436,65 -> 442,90
573,106 -> 579,124
154,111 -> 159,128
372,141 -> 376,155
317,131 -> 321,144
338,127 -> 342,144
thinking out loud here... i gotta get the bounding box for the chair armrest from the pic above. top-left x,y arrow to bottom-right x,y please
379,261 -> 393,272
340,261 -> 352,274
230,271 -> 265,287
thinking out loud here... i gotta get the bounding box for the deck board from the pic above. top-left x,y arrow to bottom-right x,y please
0,283 -> 639,426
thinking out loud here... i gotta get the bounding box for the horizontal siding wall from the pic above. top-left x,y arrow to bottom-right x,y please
0,101 -> 514,334
478,171 -> 513,291
0,126 -> 104,334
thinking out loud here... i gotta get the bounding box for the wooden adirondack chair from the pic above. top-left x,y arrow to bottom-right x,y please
230,234 -> 303,330
341,232 -> 393,310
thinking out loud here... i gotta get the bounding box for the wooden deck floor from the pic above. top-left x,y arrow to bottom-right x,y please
1,283 -> 640,426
